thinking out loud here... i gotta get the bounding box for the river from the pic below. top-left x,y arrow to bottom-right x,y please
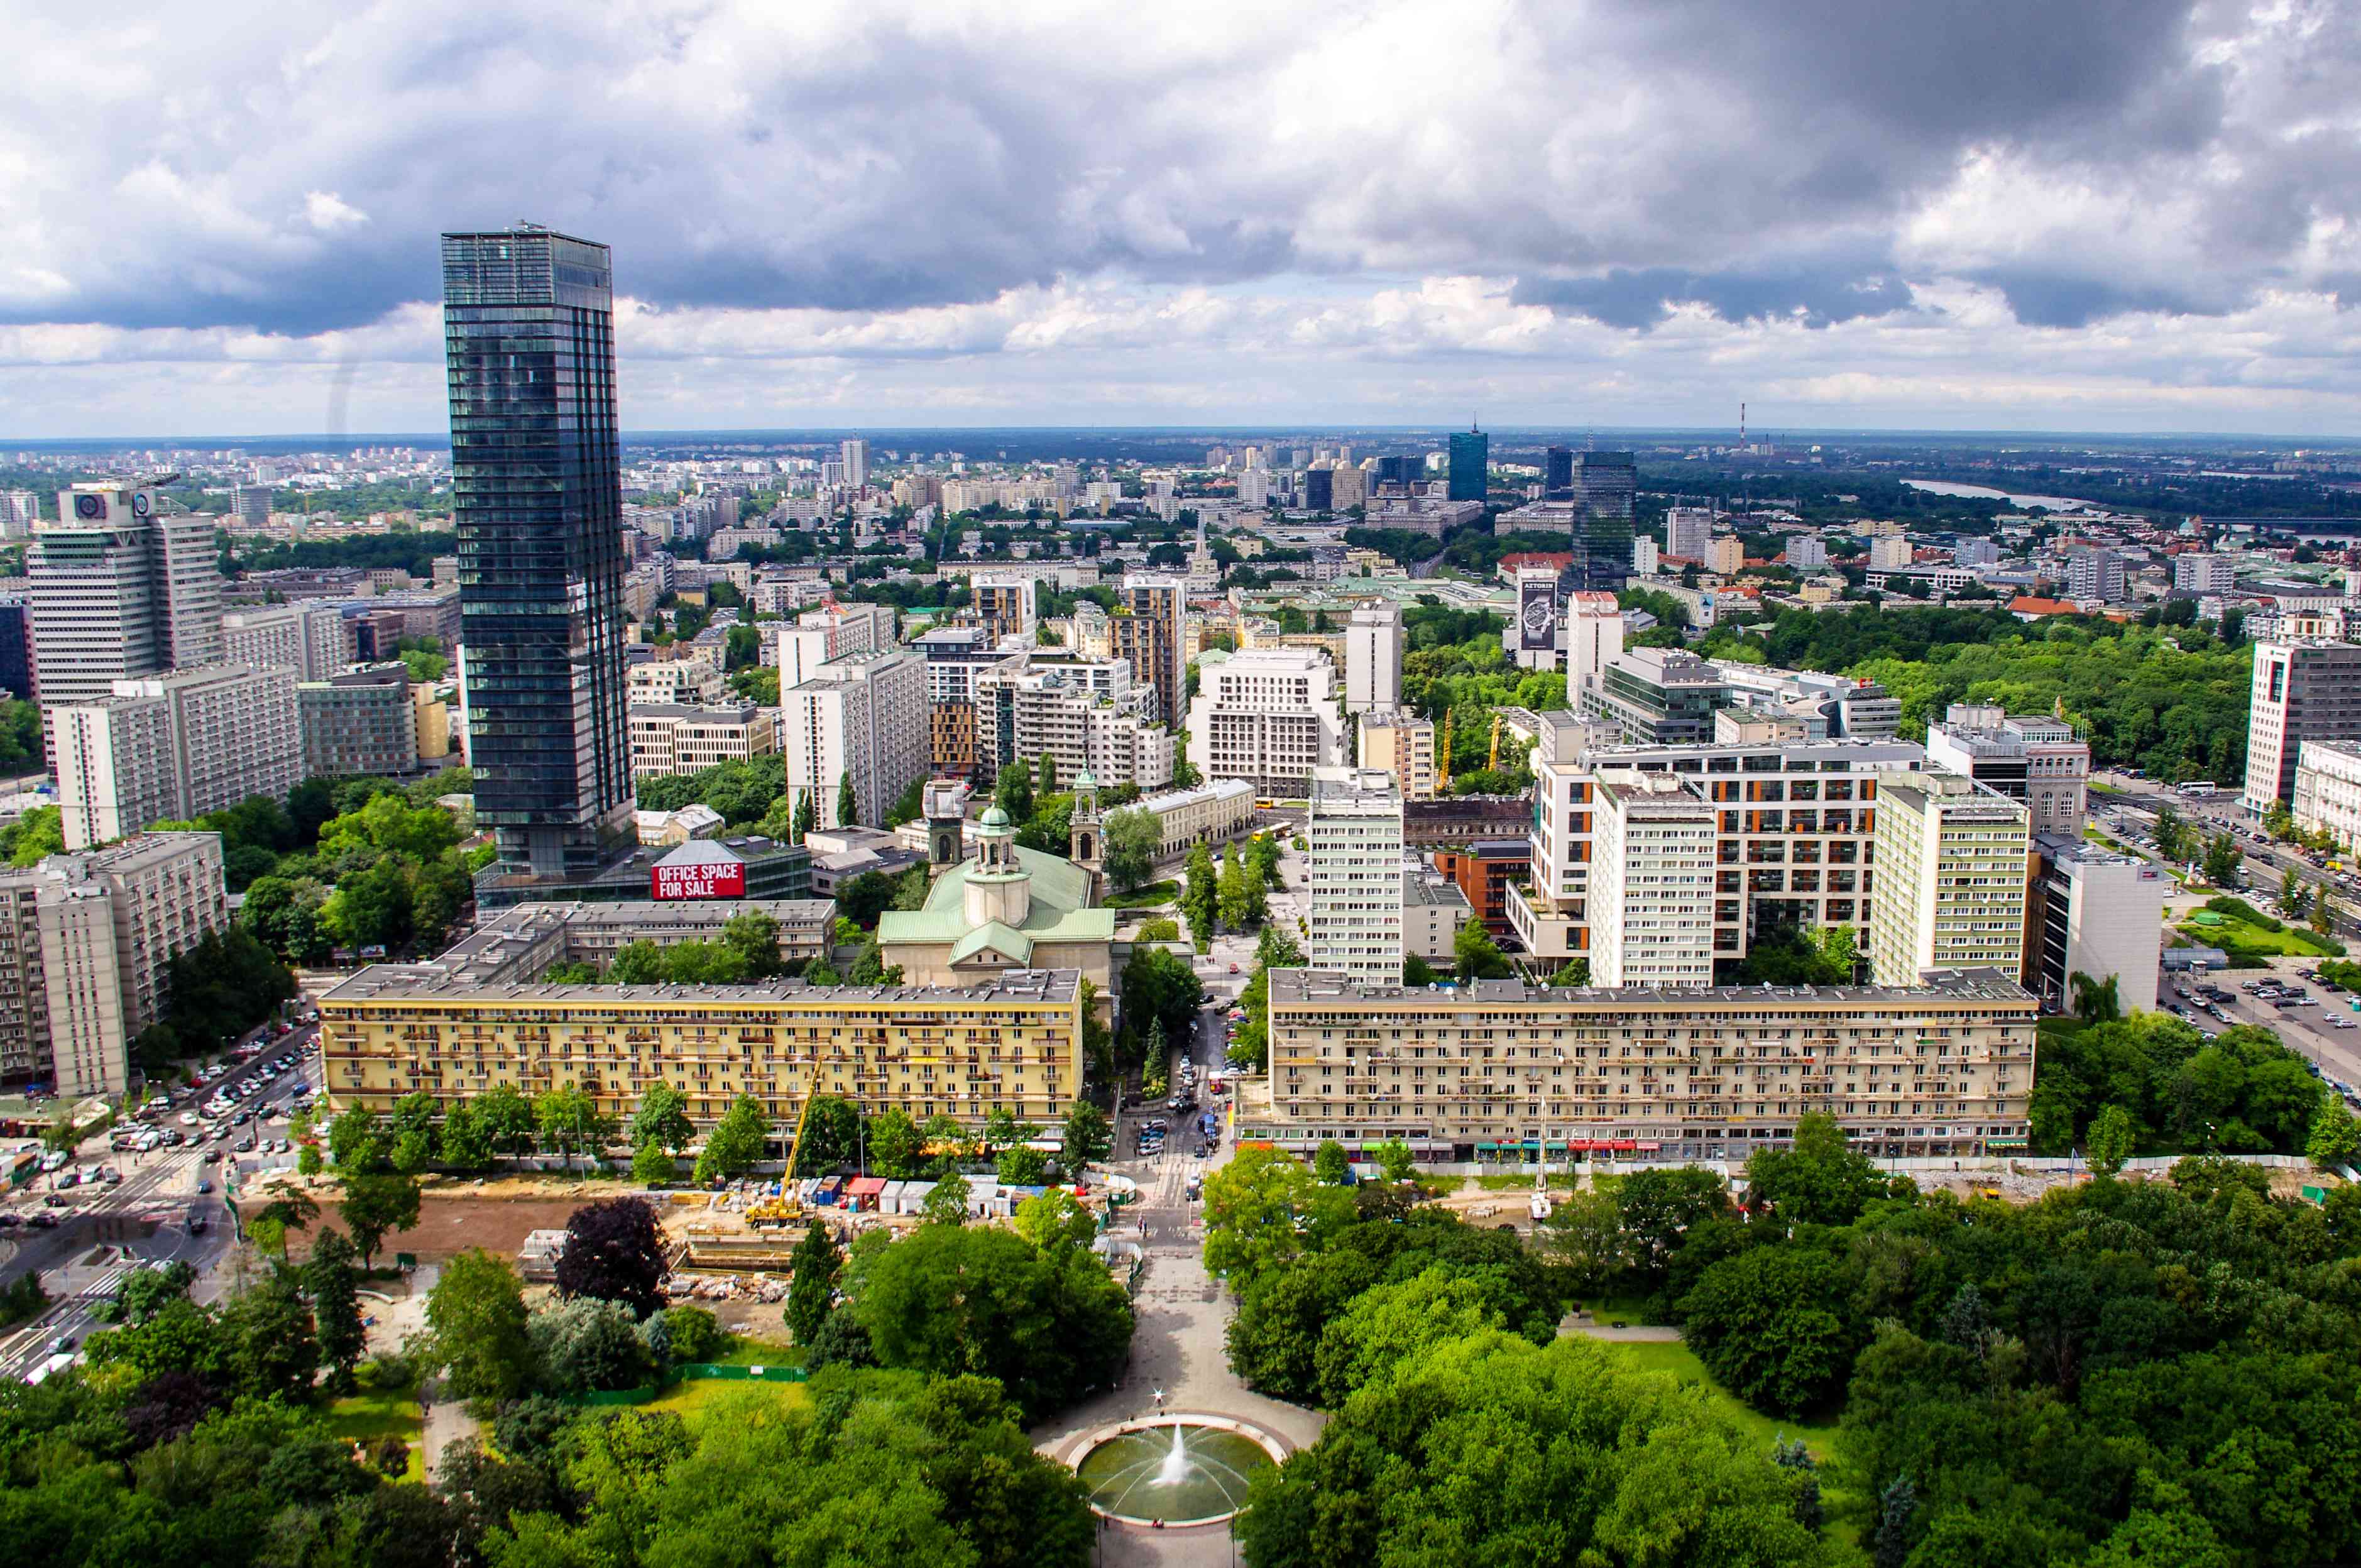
1902,479 -> 2109,512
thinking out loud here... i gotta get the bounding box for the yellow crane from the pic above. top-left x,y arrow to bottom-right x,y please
773,1050 -> 834,1215
1487,713 -> 1503,773
1438,709 -> 1454,790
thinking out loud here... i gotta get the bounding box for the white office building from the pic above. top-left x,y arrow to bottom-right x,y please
1588,770 -> 1718,987
2244,640 -> 2361,814
2293,739 -> 2361,851
1345,601 -> 1403,713
2029,833 -> 2164,1015
1305,766 -> 1405,985
26,483 -> 224,725
1185,648 -> 1345,797
1926,703 -> 2091,836
1665,507 -> 1716,562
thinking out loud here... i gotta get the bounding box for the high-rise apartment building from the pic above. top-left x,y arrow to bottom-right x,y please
1356,708 -> 1437,801
1306,766 -> 1405,985
442,224 -> 633,877
52,665 -> 302,848
2065,548 -> 2127,603
970,573 -> 1039,642
1251,968 -> 2037,1162
781,650 -> 926,830
299,666 -> 420,778
0,596 -> 28,700
840,438 -> 868,491
1869,772 -> 2030,985
0,833 -> 228,1097
1542,446 -> 1574,500
1587,770 -> 1718,987
2243,640 -> 2361,814
1345,601 -> 1403,712
1926,703 -> 2090,836
1446,427 -> 1489,503
222,601 -> 354,681
1784,536 -> 1829,569
1567,452 -> 1637,594
1867,535 -> 1915,573
1185,648 -> 1345,796
1665,507 -> 1715,562
2174,554 -> 2234,594
27,483 -> 224,725
971,659 -> 1174,792
1114,574 -> 1187,726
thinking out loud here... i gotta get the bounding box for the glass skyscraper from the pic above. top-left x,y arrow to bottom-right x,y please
1569,450 -> 1637,594
1446,426 -> 1489,502
442,225 -> 633,878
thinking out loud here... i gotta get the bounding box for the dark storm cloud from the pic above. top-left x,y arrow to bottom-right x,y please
0,0 -> 2346,343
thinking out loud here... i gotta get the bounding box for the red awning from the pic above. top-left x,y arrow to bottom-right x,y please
846,1177 -> 888,1195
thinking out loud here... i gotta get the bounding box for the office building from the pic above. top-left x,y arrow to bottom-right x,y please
0,491 -> 37,537
1345,601 -> 1403,712
2065,548 -> 2127,604
27,483 -> 224,723
1249,968 -> 2037,1162
1587,771 -> 1717,987
1926,703 -> 2090,836
628,701 -> 777,781
1303,468 -> 1334,512
1567,451 -> 1637,594
0,833 -> 228,1097
1869,772 -> 2030,985
2027,833 -> 2164,1015
1428,840 -> 1526,938
1186,648 -> 1345,796
1710,662 -> 1901,740
1506,712 -> 1924,967
1114,574 -> 1187,727
1357,708 -> 1437,800
1123,778 -> 1257,860
1579,648 -> 1730,743
2174,554 -> 2235,594
443,224 -> 633,877
1306,767 -> 1405,985
222,602 -> 353,681
781,649 -> 926,830
299,666 -> 420,777
625,657 -> 726,707
1665,507 -> 1715,562
840,438 -> 868,491
2294,739 -> 2361,851
1447,427 -> 1489,503
2245,640 -> 2361,814
0,596 -> 28,700
1543,446 -> 1574,500
322,966 -> 1085,1129
53,666 -> 302,848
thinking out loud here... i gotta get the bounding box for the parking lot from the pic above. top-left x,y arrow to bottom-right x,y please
2163,960 -> 2361,1108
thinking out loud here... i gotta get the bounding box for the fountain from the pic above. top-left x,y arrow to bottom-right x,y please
1072,1414 -> 1285,1527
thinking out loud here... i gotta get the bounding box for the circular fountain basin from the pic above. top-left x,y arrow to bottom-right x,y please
1072,1414 -> 1286,1527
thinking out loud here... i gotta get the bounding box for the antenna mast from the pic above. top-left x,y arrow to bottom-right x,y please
1738,402 -> 1747,451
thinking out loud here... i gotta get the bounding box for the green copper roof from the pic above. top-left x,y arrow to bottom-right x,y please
950,921 -> 1035,965
979,804 -> 1012,830
877,844 -> 1115,949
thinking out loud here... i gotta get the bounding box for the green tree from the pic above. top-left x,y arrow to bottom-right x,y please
694,1093 -> 770,1183
836,770 -> 859,828
475,1083 -> 538,1156
632,1141 -> 677,1185
1060,1102 -> 1112,1171
2306,1097 -> 2360,1168
1550,957 -> 1592,986
1677,1246 -> 1856,1417
2153,803 -> 2189,862
2072,971 -> 2124,1025
994,761 -> 1034,825
1314,1139 -> 1350,1184
1203,1145 -> 1318,1291
786,1220 -> 843,1347
535,1084 -> 618,1170
1454,918 -> 1511,982
1217,840 -> 1253,930
921,1170 -> 972,1225
629,1081 -> 695,1156
1743,1112 -> 1884,1229
2201,831 -> 2242,888
792,787 -> 817,838
439,1098 -> 496,1171
1102,807 -> 1158,893
328,1103 -> 388,1173
870,1105 -> 926,1179
1312,1266 -> 1508,1406
427,1247 -> 535,1402
307,1229 -> 366,1392
996,1144 -> 1050,1186
1136,914 -> 1181,942
339,1173 -> 422,1271
2086,1103 -> 2138,1176
1035,751 -> 1057,796
1182,842 -> 1218,946
1371,1138 -> 1415,1184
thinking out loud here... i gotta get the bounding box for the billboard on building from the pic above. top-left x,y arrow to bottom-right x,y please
652,840 -> 747,900
1518,574 -> 1558,652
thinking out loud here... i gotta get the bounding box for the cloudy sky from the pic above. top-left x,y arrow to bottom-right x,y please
4,0 -> 2359,439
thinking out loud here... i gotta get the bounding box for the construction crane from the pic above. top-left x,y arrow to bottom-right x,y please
1437,709 -> 1454,790
774,1049 -> 835,1214
1487,713 -> 1503,774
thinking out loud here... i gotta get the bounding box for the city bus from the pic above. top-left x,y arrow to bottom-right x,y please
2177,781 -> 2216,798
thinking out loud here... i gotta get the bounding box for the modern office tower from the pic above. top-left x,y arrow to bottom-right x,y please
1926,703 -> 2091,835
27,483 -> 224,721
1114,573 -> 1187,727
1303,468 -> 1335,512
628,701 -> 778,781
1784,536 -> 1829,569
1345,601 -> 1403,712
222,601 -> 354,681
325,964 -> 1085,1128
442,224 -> 633,877
1870,772 -> 2030,986
0,833 -> 227,1097
0,491 -> 37,537
297,666 -> 420,777
1507,711 -> 1922,965
2243,639 -> 2361,813
2027,833 -> 2164,1014
1186,648 -> 1345,796
1579,648 -> 1731,743
1866,535 -> 1914,572
0,595 -> 28,699
2065,547 -> 2126,603
625,657 -> 726,706
781,649 -> 926,830
1567,451 -> 1637,593
229,485 -> 273,529
1305,766 -> 1405,985
1586,770 -> 1717,987
971,573 -> 1039,642
2174,554 -> 2234,593
1665,507 -> 1715,562
52,665 -> 302,848
1543,445 -> 1575,500
2295,740 -> 2361,849
1374,455 -> 1422,489
1357,708 -> 1437,800
1237,469 -> 1271,508
840,437 -> 868,491
1253,967 -> 2038,1162
1446,425 -> 1489,503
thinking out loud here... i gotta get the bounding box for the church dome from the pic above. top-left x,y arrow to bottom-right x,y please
979,804 -> 1013,830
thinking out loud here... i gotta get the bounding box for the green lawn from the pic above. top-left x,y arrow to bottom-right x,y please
324,1390 -> 425,1484
1106,880 -> 1180,910
641,1378 -> 811,1420
2178,916 -> 2341,960
705,1335 -> 803,1368
1591,1340 -> 1842,1458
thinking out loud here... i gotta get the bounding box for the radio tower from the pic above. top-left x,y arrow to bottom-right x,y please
1738,402 -> 1747,451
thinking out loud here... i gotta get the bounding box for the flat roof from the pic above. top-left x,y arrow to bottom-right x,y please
1268,966 -> 2034,1008
325,967 -> 1083,1006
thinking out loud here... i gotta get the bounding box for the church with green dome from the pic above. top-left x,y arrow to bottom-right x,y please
875,772 -> 1119,994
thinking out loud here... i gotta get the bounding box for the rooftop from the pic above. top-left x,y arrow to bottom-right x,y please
1267,966 -> 2035,1009
326,967 -> 1083,1007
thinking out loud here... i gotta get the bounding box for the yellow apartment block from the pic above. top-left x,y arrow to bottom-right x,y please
320,967 -> 1084,1128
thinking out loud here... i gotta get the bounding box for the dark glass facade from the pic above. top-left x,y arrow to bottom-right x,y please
0,597 -> 28,700
1569,450 -> 1636,594
443,226 -> 633,877
1542,444 -> 1574,500
1446,429 -> 1489,502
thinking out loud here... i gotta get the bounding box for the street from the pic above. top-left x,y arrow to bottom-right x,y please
0,1018 -> 320,1379
2093,775 -> 2360,939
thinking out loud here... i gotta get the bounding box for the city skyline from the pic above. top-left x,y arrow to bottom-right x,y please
3,3 -> 2360,439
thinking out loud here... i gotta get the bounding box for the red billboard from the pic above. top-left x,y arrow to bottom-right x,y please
652,860 -> 746,900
